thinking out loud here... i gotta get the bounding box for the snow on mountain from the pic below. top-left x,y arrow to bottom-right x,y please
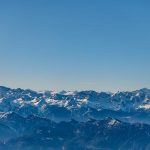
0,86 -> 150,123
0,86 -> 150,149
139,104 -> 150,110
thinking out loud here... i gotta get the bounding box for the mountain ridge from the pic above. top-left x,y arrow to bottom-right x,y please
0,86 -> 150,124
0,86 -> 150,149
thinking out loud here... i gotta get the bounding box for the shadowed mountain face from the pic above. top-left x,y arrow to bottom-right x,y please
0,86 -> 150,150
0,113 -> 150,150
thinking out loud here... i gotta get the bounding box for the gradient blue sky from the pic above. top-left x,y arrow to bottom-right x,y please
0,0 -> 150,92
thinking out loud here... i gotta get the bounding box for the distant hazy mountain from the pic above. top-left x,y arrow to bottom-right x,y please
0,86 -> 150,150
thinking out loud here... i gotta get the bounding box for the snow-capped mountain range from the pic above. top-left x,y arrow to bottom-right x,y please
0,86 -> 150,149
0,86 -> 150,124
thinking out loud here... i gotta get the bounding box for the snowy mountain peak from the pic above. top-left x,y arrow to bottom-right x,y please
0,86 -> 150,124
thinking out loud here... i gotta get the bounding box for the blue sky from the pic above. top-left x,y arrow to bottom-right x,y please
0,0 -> 150,92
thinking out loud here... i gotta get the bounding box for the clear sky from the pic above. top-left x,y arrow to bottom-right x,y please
0,0 -> 150,92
